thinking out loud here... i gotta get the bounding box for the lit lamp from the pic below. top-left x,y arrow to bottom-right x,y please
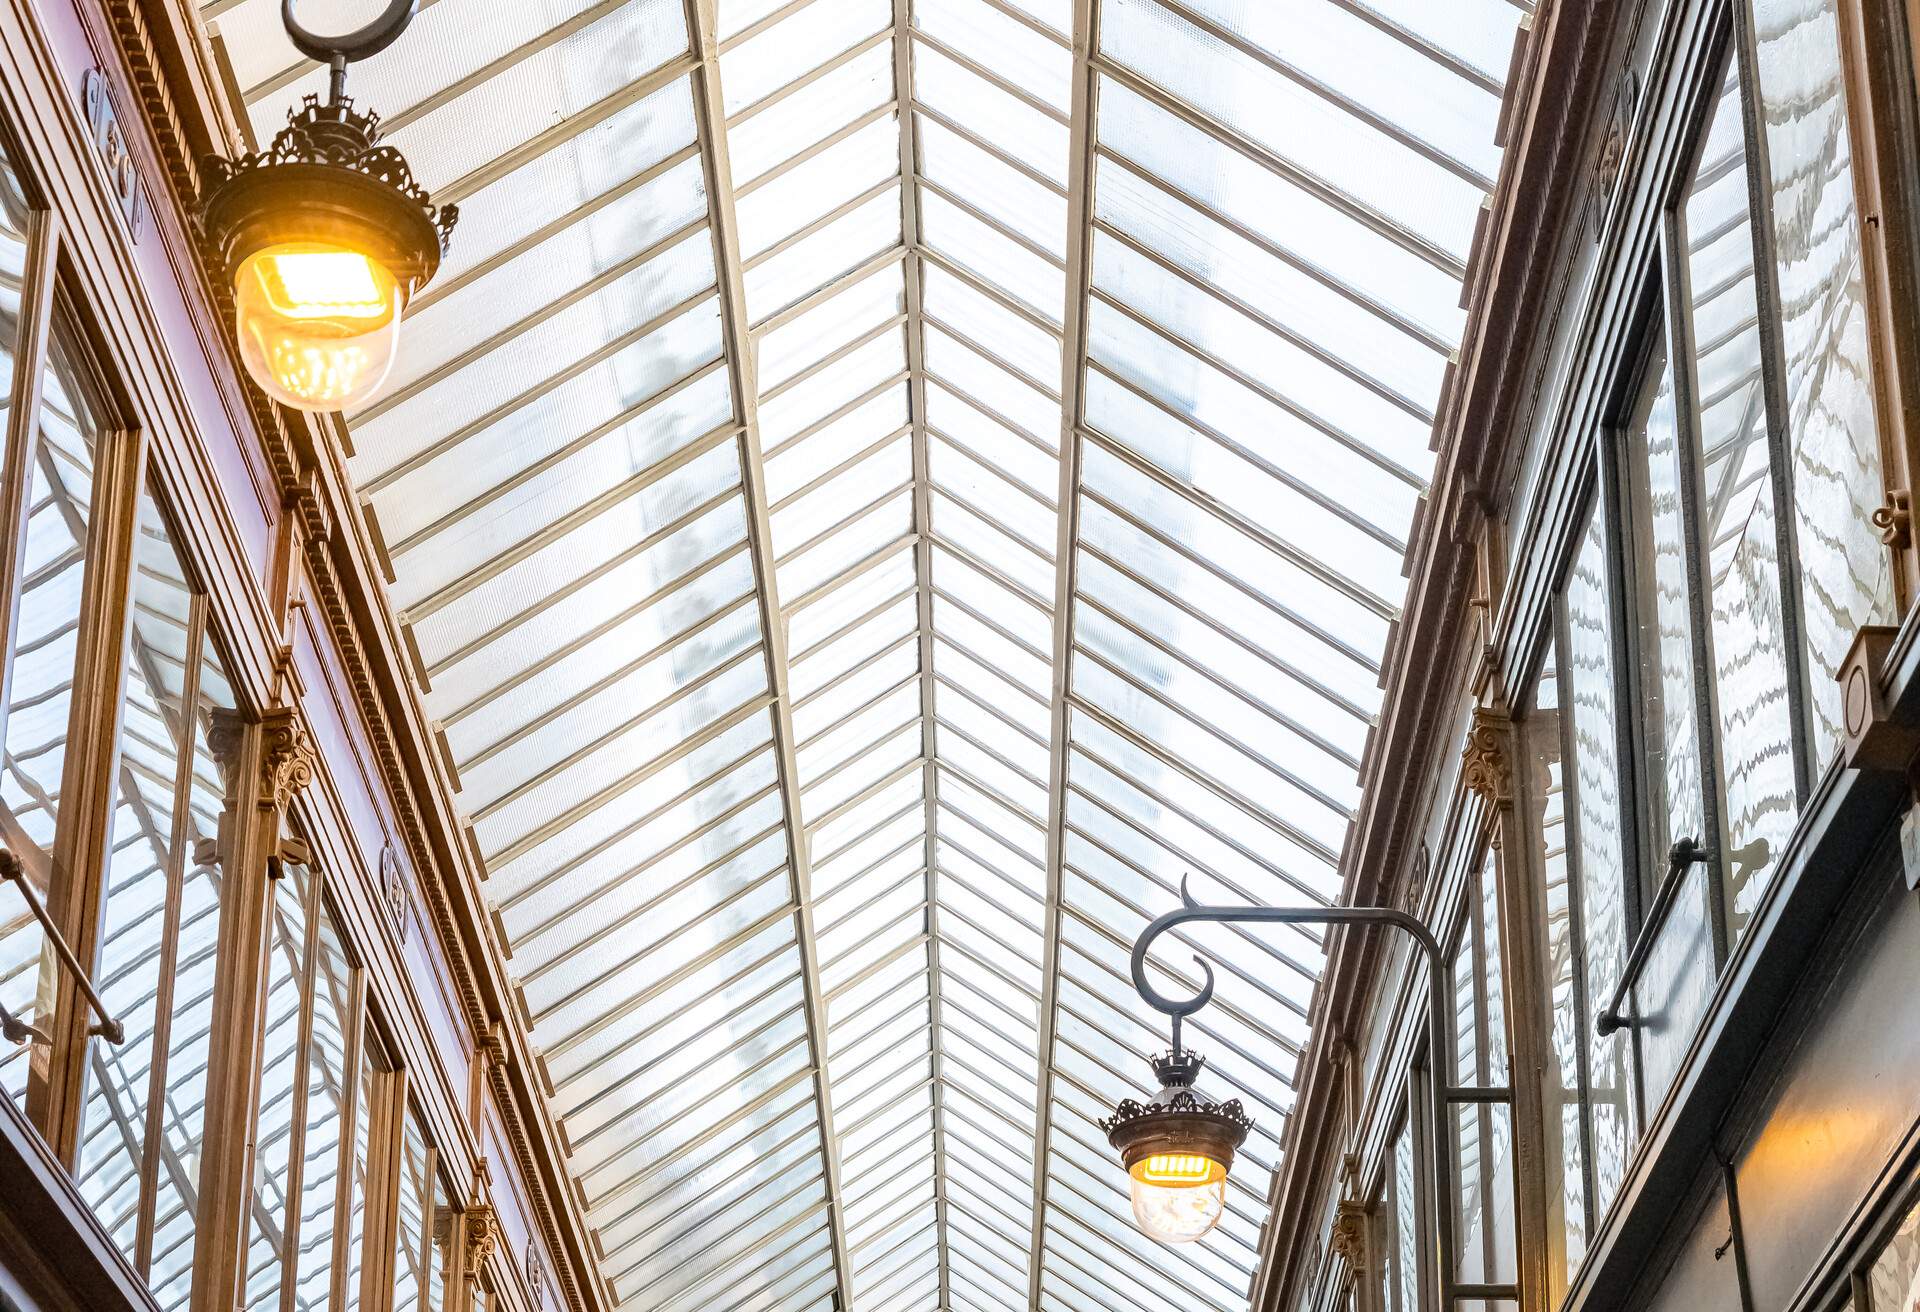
200,0 -> 455,413
1102,1042 -> 1251,1243
1114,885 -> 1495,1304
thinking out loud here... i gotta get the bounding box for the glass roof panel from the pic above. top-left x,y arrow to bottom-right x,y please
201,0 -> 1524,1305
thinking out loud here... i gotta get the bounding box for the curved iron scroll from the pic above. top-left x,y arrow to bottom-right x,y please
282,0 -> 418,99
1126,885 -> 1506,1306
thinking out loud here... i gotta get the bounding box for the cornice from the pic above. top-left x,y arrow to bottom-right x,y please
96,2 -> 593,1307
1257,2 -> 1624,1309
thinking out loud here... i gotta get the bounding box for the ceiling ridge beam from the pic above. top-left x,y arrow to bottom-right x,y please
1026,0 -> 1102,1308
685,6 -> 857,1312
894,4 -> 958,1309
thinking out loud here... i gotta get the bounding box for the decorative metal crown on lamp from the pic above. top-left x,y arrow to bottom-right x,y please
199,0 -> 456,413
1103,1044 -> 1252,1244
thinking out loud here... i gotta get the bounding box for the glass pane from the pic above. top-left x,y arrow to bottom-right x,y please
295,899 -> 354,1309
1522,654 -> 1590,1304
244,866 -> 308,1311
1869,1193 -> 1920,1312
152,634 -> 237,1306
344,1032 -> 383,1310
1451,850 -> 1507,1088
1747,0 -> 1897,762
393,1111 -> 448,1312
1393,1117 -> 1418,1312
77,491 -> 236,1298
0,318 -> 104,1104
1679,53 -> 1796,940
1556,504 -> 1638,1226
1452,1101 -> 1518,1299
1621,331 -> 1707,868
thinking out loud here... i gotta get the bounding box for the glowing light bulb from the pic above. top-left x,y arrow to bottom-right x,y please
1129,1153 -> 1227,1243
233,242 -> 402,412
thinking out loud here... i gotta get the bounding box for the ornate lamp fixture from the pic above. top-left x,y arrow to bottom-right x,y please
1102,1034 -> 1252,1244
200,0 -> 456,413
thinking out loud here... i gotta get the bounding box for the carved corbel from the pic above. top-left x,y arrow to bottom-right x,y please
1460,706 -> 1515,812
259,710 -> 318,813
464,1201 -> 498,1274
1329,1199 -> 1370,1276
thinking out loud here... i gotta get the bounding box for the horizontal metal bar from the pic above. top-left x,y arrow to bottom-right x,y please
406,424 -> 742,623
1149,0 -> 1493,189
1094,139 -> 1455,356
1089,53 -> 1465,278
727,26 -> 894,127
911,27 -> 1071,125
439,52 -> 700,204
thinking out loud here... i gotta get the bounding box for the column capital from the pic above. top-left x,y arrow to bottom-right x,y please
1460,705 -> 1514,810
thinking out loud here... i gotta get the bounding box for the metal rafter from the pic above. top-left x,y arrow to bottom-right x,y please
683,6 -> 858,1312
893,0 -> 957,1307
1026,0 -> 1101,1306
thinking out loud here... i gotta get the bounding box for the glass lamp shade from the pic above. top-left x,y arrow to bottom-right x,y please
1104,1047 -> 1251,1246
233,241 -> 403,412
1128,1152 -> 1229,1243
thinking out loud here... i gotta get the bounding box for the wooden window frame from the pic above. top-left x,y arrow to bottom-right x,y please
1833,0 -> 1920,610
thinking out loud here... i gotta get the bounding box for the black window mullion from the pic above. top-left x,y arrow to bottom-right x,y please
1729,0 -> 1820,800
1655,211 -> 1734,971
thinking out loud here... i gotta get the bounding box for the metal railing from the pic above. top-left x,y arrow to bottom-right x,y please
1594,836 -> 1712,1038
0,846 -> 124,1045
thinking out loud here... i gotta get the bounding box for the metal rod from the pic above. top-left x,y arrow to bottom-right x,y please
1594,837 -> 1712,1037
1127,887 -> 1457,1307
0,848 -> 124,1043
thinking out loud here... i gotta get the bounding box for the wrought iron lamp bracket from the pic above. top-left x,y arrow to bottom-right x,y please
1125,877 -> 1485,1305
282,0 -> 419,103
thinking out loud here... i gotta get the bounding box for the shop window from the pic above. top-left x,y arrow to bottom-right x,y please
0,304 -> 111,1106
1448,852 -> 1517,1304
1518,496 -> 1637,1302
71,483 -> 238,1297
1510,26 -> 1904,1288
394,1106 -> 453,1312
1672,50 -> 1798,935
1744,0 -> 1896,759
243,863 -> 399,1311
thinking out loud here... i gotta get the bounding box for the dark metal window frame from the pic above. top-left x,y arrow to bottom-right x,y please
1586,0 -> 1823,1056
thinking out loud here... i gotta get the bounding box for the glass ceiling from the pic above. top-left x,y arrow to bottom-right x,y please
198,1 -> 1526,1309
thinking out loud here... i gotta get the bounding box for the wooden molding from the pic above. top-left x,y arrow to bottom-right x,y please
1328,1199 -> 1369,1277
85,2 -> 598,1307
256,706 -> 316,813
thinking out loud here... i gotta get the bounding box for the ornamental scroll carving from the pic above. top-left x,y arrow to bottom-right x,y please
206,708 -> 316,812
1459,707 -> 1513,810
1329,1199 -> 1369,1275
465,1202 -> 498,1272
260,713 -> 317,812
525,1238 -> 549,1311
